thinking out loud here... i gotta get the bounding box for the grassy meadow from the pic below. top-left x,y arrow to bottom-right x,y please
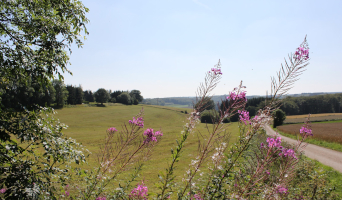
53,105 -> 342,197
55,104 -> 240,193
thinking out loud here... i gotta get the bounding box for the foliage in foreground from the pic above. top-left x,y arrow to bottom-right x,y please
0,0 -> 89,198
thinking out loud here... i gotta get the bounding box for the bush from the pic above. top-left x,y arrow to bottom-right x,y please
108,97 -> 116,103
201,109 -> 220,123
272,109 -> 286,128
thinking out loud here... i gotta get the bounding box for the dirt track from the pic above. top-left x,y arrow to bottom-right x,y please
264,125 -> 342,173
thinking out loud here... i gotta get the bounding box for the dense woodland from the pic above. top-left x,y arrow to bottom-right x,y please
245,93 -> 342,116
1,78 -> 144,109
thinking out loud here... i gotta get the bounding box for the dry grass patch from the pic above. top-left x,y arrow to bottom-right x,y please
285,113 -> 342,124
278,122 -> 342,144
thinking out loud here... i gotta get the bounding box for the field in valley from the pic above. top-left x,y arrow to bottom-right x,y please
55,104 -> 240,193
284,113 -> 342,124
277,113 -> 342,152
278,122 -> 342,144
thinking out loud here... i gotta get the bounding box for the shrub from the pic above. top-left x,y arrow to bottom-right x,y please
273,109 -> 286,128
200,110 -> 220,124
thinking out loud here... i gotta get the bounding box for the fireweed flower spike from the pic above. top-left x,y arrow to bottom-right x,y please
294,45 -> 309,61
129,117 -> 144,128
208,60 -> 223,75
277,186 -> 288,194
143,128 -> 163,143
227,89 -> 247,102
130,182 -> 148,200
107,127 -> 118,133
238,110 -> 250,125
300,126 -> 312,136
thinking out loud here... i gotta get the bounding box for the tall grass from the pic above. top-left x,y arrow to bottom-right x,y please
55,105 -> 240,192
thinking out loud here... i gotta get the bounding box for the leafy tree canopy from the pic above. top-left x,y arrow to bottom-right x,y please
195,97 -> 216,111
130,90 -> 144,102
272,109 -> 286,128
117,92 -> 132,105
95,88 -> 110,105
0,0 -> 89,198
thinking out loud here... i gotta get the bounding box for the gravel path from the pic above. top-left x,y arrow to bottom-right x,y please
264,125 -> 342,173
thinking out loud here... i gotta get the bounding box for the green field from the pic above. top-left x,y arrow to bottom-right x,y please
55,104 -> 240,193
54,105 -> 342,197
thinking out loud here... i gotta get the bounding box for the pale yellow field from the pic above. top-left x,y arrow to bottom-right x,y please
286,113 -> 342,119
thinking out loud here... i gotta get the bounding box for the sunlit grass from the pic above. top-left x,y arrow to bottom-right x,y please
55,104 -> 240,193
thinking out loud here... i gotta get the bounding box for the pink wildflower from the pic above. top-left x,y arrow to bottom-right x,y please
65,191 -> 69,196
96,197 -> 106,200
260,142 -> 264,148
266,137 -> 282,148
238,110 -> 250,125
228,92 -> 237,100
210,67 -> 222,75
129,117 -> 144,128
277,186 -> 288,194
107,127 -> 118,133
143,128 -> 163,143
130,182 -> 148,200
294,45 -> 309,61
227,90 -> 247,102
0,188 -> 6,193
280,148 -> 297,159
192,194 -> 203,200
300,126 -> 312,136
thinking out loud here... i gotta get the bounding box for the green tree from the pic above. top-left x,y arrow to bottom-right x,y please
200,109 -> 220,124
130,90 -> 144,102
111,90 -> 123,99
272,109 -> 286,128
66,85 -> 76,105
52,79 -> 68,108
195,97 -> 216,111
75,85 -> 84,104
117,92 -> 132,105
95,88 -> 110,105
0,0 -> 89,198
84,90 -> 95,102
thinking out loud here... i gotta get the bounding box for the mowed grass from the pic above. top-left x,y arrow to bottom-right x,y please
284,113 -> 342,124
55,104 -> 240,193
276,121 -> 342,152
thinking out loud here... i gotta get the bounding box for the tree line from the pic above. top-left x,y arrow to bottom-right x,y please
1,78 -> 144,109
243,93 -> 342,116
198,93 -> 342,124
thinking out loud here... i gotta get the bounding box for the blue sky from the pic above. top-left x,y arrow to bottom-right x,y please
64,0 -> 342,98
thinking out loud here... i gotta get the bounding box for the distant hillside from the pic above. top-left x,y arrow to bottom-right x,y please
141,92 -> 342,107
